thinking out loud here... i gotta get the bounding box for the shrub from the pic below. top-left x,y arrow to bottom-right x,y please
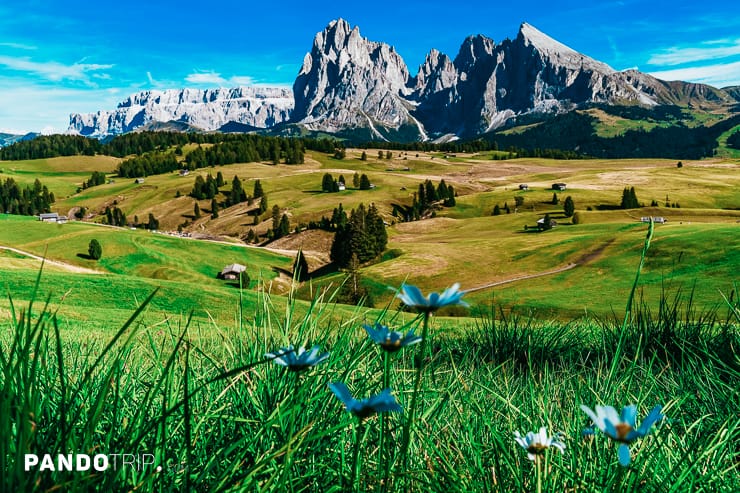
88,239 -> 102,260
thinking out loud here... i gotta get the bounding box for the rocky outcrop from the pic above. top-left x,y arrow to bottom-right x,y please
69,87 -> 293,137
292,19 -> 424,139
69,20 -> 737,140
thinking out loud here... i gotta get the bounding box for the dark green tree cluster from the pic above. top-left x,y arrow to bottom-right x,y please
359,174 -> 371,190
190,174 -> 220,200
330,203 -> 387,267
146,213 -> 160,230
103,132 -> 190,157
0,178 -> 54,215
491,202 -> 511,216
117,152 -> 179,178
620,187 -> 640,209
104,206 -> 127,226
322,173 -> 340,192
333,147 -> 346,160
227,175 -> 248,206
0,135 -> 101,160
392,179 -> 455,222
83,171 -> 107,189
728,130 -> 740,150
185,136 -> 304,168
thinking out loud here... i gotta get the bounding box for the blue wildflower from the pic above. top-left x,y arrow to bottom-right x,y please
328,382 -> 403,420
580,404 -> 664,466
514,426 -> 566,461
265,345 -> 329,372
363,323 -> 422,352
396,283 -> 468,313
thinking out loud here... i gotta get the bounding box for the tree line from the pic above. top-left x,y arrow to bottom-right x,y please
0,178 -> 55,216
0,132 -> 338,162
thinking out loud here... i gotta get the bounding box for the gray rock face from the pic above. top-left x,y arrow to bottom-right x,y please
69,20 -> 736,140
295,21 -> 736,140
292,19 -> 422,139
69,87 -> 293,137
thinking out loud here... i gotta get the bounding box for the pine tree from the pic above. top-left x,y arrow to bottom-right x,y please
563,196 -> 575,217
258,194 -> 268,214
194,202 -> 201,218
216,171 -> 225,187
211,199 -> 219,219
493,204 -> 501,216
271,205 -> 281,231
279,214 -> 290,238
353,172 -> 360,188
360,151 -> 367,161
359,174 -> 371,190
293,249 -> 309,281
253,179 -> 264,199
551,193 -> 559,205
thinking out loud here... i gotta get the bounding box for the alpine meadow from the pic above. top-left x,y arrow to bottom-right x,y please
1,9 -> 739,493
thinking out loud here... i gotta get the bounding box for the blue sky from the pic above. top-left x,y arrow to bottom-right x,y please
1,0 -> 739,133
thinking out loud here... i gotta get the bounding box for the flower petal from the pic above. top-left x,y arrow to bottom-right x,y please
618,443 -> 632,466
620,405 -> 637,427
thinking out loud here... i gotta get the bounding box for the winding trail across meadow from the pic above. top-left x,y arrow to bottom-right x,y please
0,246 -> 104,275
464,238 -> 615,294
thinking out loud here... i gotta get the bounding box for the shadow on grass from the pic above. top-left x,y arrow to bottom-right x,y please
76,253 -> 94,260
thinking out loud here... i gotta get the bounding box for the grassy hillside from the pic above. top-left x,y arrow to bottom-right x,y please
1,149 -> 738,325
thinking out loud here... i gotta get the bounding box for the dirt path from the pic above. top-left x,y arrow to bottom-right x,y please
0,246 -> 104,275
465,238 -> 615,294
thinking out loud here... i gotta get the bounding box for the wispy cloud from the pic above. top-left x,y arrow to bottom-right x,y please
648,61 -> 740,88
185,70 -> 255,87
0,55 -> 113,83
648,39 -> 740,66
0,42 -> 37,50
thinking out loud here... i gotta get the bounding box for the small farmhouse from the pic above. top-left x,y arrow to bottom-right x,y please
337,182 -> 346,191
135,178 -> 145,184
519,184 -> 529,191
218,263 -> 247,280
536,217 -> 557,231
552,183 -> 567,191
179,169 -> 190,176
641,217 -> 667,224
38,213 -> 68,223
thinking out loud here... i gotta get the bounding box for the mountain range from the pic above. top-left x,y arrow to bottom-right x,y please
68,19 -> 740,142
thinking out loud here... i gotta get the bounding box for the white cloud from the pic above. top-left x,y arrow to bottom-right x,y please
648,39 -> 740,66
185,71 -> 227,85
648,61 -> 740,88
185,71 -> 258,87
0,42 -> 36,50
0,55 -> 113,83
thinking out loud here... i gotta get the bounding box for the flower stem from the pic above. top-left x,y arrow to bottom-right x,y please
379,351 -> 391,491
536,456 -> 543,493
399,313 -> 429,476
351,420 -> 366,491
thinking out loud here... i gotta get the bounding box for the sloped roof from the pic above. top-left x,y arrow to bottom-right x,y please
221,263 -> 247,275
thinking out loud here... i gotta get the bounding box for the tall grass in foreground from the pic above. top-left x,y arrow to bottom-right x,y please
2,266 -> 739,490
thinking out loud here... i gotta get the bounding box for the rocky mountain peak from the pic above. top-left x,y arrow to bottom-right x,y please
292,19 -> 418,138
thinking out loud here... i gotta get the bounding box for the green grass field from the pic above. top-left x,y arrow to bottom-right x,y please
1,148 -> 739,491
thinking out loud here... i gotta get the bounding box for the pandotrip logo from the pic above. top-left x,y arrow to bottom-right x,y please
24,453 -> 160,472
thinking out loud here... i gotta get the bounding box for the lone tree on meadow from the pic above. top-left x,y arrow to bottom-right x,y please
293,249 -> 309,281
88,239 -> 102,260
563,196 -> 575,217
